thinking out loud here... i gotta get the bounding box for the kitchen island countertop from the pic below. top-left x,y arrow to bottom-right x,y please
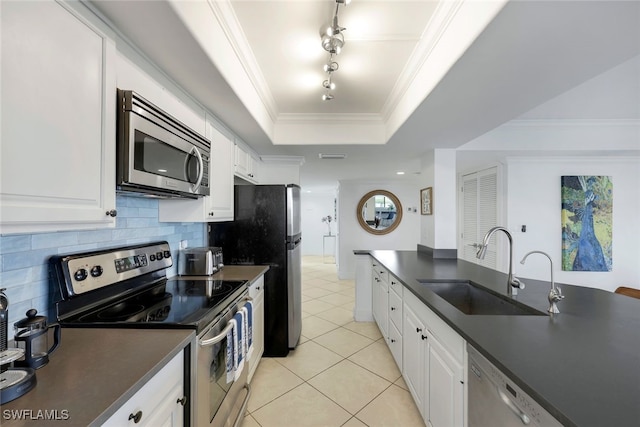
363,249 -> 640,427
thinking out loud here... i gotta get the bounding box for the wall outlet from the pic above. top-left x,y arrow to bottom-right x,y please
179,240 -> 188,250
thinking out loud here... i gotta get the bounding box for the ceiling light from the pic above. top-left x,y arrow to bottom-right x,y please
318,0 -> 350,102
323,62 -> 339,73
396,171 -> 405,175
319,153 -> 347,159
322,79 -> 336,90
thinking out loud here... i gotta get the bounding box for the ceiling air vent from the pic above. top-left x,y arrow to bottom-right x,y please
318,153 -> 347,159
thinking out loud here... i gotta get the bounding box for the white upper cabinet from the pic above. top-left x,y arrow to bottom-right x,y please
159,118 -> 234,222
234,143 -> 260,184
0,0 -> 117,234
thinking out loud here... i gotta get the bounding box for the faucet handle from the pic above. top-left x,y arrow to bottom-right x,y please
511,277 -> 525,290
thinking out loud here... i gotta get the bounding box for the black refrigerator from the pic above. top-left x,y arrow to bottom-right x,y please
209,184 -> 302,357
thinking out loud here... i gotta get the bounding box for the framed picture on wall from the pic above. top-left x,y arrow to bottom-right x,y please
420,187 -> 432,215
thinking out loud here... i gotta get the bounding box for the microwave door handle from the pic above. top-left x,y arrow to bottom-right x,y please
190,146 -> 204,192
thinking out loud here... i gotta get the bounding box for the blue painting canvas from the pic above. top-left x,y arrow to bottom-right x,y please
561,176 -> 612,271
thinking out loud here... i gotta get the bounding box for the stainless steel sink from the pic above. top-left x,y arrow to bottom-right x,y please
417,280 -> 546,316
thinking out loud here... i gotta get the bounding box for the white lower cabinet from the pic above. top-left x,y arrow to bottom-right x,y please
248,275 -> 265,382
402,289 -> 466,427
371,265 -> 388,339
427,336 -> 464,427
402,302 -> 427,418
102,351 -> 186,427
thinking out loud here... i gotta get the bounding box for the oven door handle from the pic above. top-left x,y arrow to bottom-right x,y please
200,322 -> 233,347
199,296 -> 253,347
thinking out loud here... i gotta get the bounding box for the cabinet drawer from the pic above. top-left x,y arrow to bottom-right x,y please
372,265 -> 389,284
248,276 -> 265,299
388,274 -> 403,295
388,321 -> 403,371
388,287 -> 403,331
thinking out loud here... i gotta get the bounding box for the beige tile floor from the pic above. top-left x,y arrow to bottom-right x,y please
242,256 -> 425,427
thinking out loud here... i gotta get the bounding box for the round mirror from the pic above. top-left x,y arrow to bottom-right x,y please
356,190 -> 403,235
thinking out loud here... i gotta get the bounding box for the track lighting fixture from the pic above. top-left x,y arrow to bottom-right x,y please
320,0 -> 350,101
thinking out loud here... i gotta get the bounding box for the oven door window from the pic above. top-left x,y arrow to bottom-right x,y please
134,130 -> 200,184
209,338 -> 232,421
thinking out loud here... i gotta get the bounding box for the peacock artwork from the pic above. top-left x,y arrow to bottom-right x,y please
561,176 -> 612,271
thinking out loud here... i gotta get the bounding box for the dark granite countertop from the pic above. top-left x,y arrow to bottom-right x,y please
364,250 -> 640,427
175,265 -> 269,283
2,328 -> 194,427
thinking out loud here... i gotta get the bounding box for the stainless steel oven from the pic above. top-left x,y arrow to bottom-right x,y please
197,295 -> 251,427
117,89 -> 210,199
50,242 -> 252,427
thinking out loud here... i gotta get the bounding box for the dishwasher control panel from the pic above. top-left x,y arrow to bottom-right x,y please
467,345 -> 563,427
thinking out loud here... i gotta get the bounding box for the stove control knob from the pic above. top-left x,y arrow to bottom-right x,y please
163,250 -> 171,259
90,265 -> 103,278
74,268 -> 88,282
149,254 -> 156,262
156,251 -> 163,260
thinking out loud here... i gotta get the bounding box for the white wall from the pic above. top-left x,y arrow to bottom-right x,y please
420,149 -> 458,250
337,181 -> 422,279
301,190 -> 337,256
260,162 -> 300,185
506,156 -> 640,291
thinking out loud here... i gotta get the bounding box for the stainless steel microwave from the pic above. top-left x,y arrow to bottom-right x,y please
116,89 -> 210,199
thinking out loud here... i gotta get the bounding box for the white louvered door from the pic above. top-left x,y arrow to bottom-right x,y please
460,167 -> 498,268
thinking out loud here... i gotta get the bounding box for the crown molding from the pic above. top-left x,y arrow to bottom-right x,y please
505,118 -> 640,127
380,0 -> 464,122
207,0 -> 279,121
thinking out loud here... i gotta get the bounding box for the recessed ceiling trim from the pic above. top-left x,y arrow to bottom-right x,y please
273,119 -> 386,145
278,112 -> 383,124
380,0 -> 465,122
382,0 -> 509,138
206,0 -> 279,121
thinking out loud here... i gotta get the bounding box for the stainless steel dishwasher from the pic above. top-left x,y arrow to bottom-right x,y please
467,345 -> 563,427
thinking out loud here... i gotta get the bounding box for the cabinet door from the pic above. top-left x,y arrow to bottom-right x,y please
234,144 -> 251,177
427,337 -> 464,427
206,123 -> 234,221
140,386 -> 185,427
248,275 -> 265,382
375,278 -> 388,339
0,0 -> 116,234
402,302 -> 427,418
102,351 -> 184,427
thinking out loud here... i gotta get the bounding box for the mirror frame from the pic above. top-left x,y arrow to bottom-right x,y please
356,190 -> 403,235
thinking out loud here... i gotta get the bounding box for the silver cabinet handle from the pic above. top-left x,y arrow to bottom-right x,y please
105,209 -> 117,217
497,387 -> 531,425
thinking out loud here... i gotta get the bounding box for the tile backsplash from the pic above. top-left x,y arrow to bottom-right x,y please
0,195 -> 205,336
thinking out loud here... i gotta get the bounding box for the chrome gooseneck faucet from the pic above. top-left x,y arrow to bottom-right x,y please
520,250 -> 564,314
476,226 -> 524,296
